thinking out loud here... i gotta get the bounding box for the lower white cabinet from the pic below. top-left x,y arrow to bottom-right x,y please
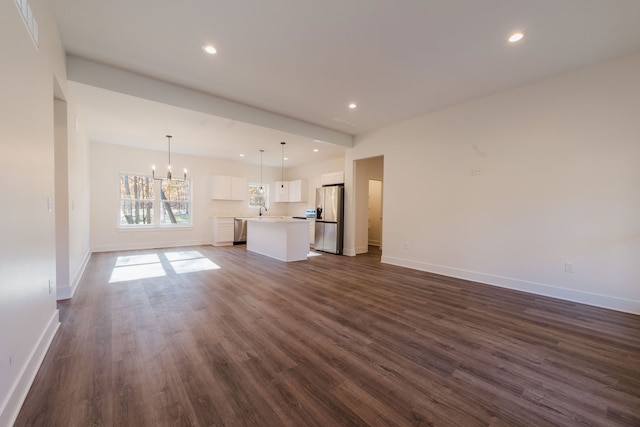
212,217 -> 234,246
308,219 -> 315,246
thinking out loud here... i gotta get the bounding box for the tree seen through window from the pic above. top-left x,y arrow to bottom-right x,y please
120,174 -> 191,226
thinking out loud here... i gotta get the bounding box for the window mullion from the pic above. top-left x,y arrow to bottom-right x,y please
154,180 -> 161,226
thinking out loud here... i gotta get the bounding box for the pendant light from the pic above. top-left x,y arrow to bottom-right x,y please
280,141 -> 286,188
258,149 -> 267,214
259,149 -> 265,194
152,135 -> 187,181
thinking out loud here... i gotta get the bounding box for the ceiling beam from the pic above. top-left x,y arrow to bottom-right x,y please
66,55 -> 353,148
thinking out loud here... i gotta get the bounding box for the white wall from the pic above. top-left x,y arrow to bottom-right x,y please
0,0 -> 90,424
66,105 -> 91,298
347,50 -> 640,314
52,92 -> 91,302
90,142 -> 330,251
54,99 -> 70,290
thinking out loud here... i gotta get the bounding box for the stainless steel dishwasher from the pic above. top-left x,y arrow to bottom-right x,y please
233,218 -> 248,244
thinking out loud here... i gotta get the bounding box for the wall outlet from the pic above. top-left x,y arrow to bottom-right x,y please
403,242 -> 409,249
565,262 -> 575,273
471,168 -> 481,176
48,279 -> 53,294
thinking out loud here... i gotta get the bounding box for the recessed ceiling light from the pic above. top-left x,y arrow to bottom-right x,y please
203,45 -> 217,54
508,33 -> 524,43
239,154 -> 245,157
284,157 -> 289,161
348,103 -> 357,109
313,149 -> 319,152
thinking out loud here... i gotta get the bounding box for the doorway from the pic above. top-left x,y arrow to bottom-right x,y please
368,179 -> 382,248
353,155 -> 384,257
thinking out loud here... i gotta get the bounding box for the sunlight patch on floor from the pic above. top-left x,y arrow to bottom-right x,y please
115,254 -> 161,267
165,250 -> 221,274
164,250 -> 204,262
170,258 -> 221,274
109,263 -> 166,283
109,251 -> 220,283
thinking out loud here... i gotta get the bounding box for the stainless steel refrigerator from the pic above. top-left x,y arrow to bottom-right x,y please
315,185 -> 344,254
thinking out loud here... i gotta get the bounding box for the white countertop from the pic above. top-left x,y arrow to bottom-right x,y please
245,217 -> 307,224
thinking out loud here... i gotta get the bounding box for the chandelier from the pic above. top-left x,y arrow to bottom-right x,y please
152,135 -> 187,181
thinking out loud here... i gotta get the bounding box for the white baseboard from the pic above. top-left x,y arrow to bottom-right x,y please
343,247 -> 356,256
382,256 -> 640,315
92,239 -> 210,253
0,310 -> 60,427
56,250 -> 91,301
355,245 -> 369,255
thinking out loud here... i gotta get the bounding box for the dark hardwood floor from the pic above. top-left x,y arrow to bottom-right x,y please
14,245 -> 640,426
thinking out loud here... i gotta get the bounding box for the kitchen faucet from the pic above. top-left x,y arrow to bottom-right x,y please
259,205 -> 267,216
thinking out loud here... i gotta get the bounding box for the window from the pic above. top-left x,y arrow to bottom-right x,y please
120,175 -> 154,225
160,179 -> 191,225
119,174 -> 191,227
248,183 -> 269,208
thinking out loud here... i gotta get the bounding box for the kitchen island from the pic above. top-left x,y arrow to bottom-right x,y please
246,218 -> 309,262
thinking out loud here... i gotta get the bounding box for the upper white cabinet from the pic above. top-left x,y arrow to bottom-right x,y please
321,171 -> 344,186
274,179 -> 305,203
211,175 -> 231,199
288,179 -> 303,202
211,175 -> 247,200
274,181 -> 290,202
230,176 -> 247,200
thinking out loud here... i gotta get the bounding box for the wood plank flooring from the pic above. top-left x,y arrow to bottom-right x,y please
14,245 -> 640,426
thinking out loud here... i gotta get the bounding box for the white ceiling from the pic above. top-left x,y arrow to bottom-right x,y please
54,0 -> 640,165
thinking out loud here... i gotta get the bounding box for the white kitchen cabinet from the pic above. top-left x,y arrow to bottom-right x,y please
308,219 -> 315,246
274,181 -> 290,202
274,179 -> 305,202
212,217 -> 234,246
230,176 -> 248,200
247,218 -> 309,262
288,179 -> 303,202
211,175 -> 231,199
211,175 -> 247,200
